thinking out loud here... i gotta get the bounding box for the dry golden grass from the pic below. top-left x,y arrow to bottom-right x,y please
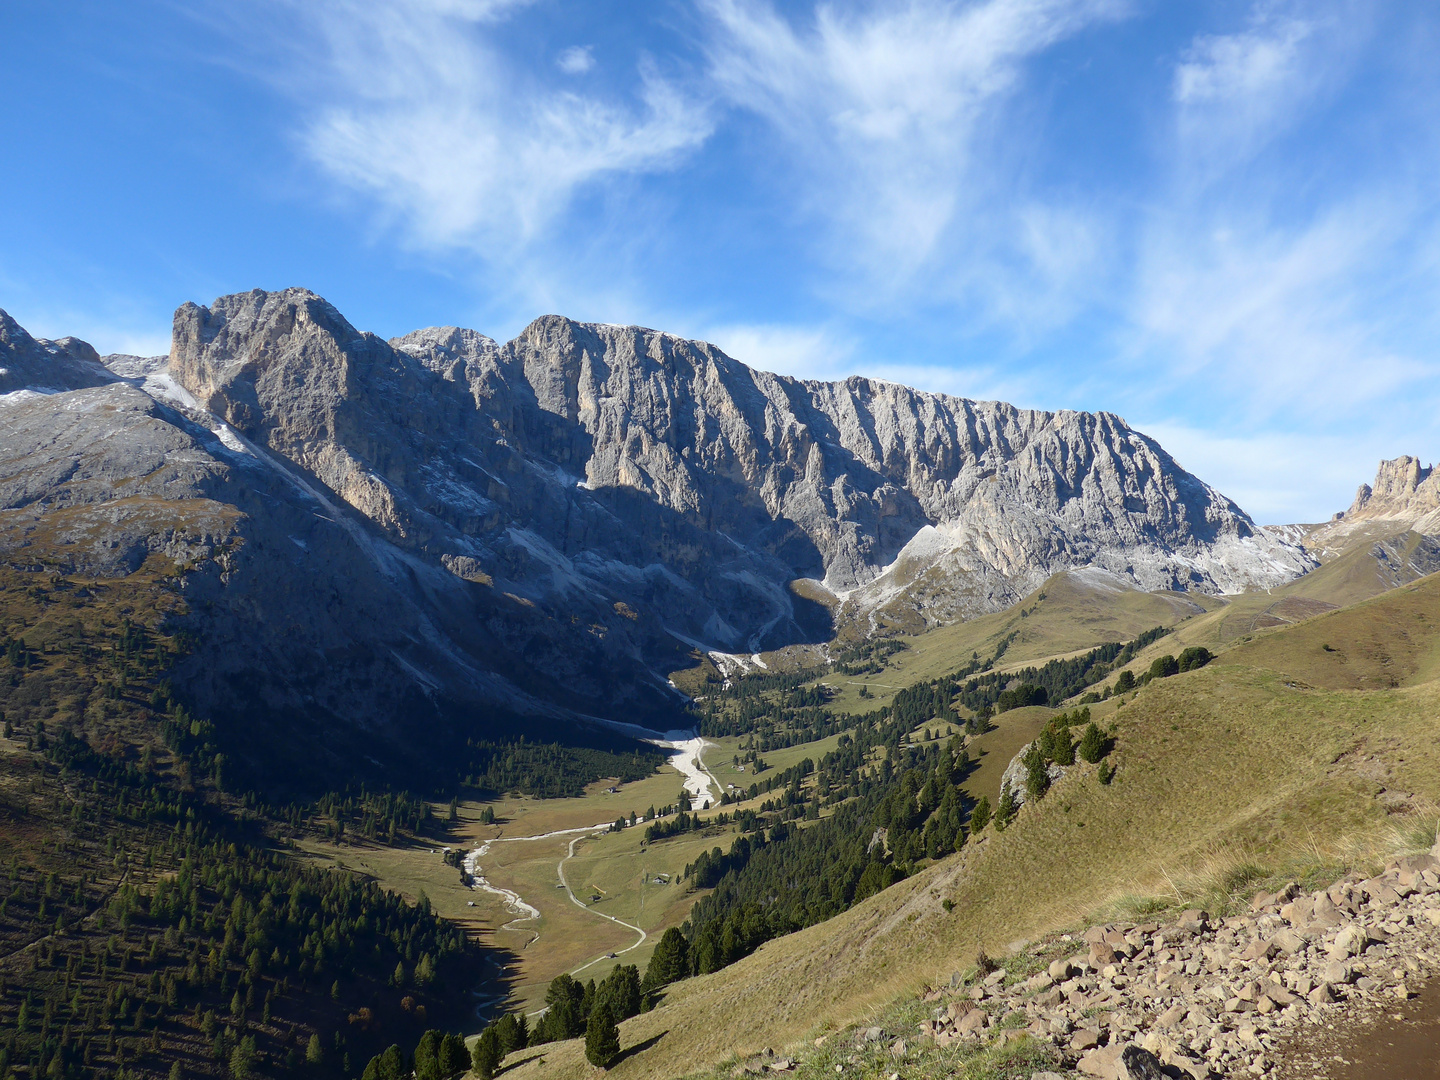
507,571 -> 1440,1080
1072,535 -> 1440,701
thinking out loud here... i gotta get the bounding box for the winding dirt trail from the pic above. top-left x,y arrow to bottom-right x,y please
462,824 -> 608,946
462,820 -> 648,989
556,831 -> 647,977
465,735 -> 716,1008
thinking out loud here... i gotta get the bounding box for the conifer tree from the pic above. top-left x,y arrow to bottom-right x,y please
1178,646 -> 1211,672
493,1012 -> 527,1054
1023,746 -> 1049,802
439,1033 -> 469,1076
968,796 -> 992,833
229,1035 -> 257,1080
642,928 -> 690,990
1148,655 -> 1179,679
1052,725 -> 1075,766
1078,723 -> 1107,764
994,783 -> 1017,830
471,1029 -> 502,1080
585,1005 -> 620,1068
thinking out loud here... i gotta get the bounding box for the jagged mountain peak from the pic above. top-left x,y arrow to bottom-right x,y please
165,288 -> 1310,616
0,306 -> 116,396
1347,455 -> 1440,524
2,291 -> 1321,777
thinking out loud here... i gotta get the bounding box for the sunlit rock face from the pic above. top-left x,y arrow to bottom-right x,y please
1,289 -> 1315,777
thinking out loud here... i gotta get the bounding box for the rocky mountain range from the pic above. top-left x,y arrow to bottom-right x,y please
0,288 -> 1355,785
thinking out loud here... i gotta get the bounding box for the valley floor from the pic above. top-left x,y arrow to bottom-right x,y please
297,757 -> 736,1014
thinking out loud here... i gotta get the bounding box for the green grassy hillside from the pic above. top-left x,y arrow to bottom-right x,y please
793,529 -> 1440,720
510,571 -> 1440,1080
806,570 -> 1212,715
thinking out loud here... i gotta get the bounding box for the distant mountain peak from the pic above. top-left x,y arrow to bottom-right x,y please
0,306 -> 115,396
1347,455 -> 1440,525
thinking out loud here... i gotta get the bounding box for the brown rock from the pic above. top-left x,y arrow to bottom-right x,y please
1070,1028 -> 1102,1051
1271,928 -> 1305,955
1176,909 -> 1210,931
1329,924 -> 1371,958
1091,943 -> 1118,967
1265,983 -> 1298,1006
1239,938 -> 1277,962
955,1009 -> 987,1036
1078,1044 -> 1123,1079
1154,1004 -> 1187,1028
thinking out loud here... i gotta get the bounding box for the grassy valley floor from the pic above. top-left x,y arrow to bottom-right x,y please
297,772 -> 744,1014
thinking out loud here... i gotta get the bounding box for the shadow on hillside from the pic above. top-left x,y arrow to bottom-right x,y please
613,1031 -> 668,1066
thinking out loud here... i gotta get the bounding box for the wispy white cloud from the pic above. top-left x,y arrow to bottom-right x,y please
1131,195 -> 1438,422
266,1 -> 711,253
1136,421 -> 1410,525
1125,0 -> 1440,430
556,45 -> 596,75
191,0 -> 1440,527
1175,6 -> 1315,110
703,322 -> 854,379
1118,0 -> 1440,521
697,0 -> 1127,307
702,320 -> 1052,407
1170,1 -> 1365,182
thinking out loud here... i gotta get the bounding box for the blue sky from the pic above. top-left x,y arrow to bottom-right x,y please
4,0 -> 1440,523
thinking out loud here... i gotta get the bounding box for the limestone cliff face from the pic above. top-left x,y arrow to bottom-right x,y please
2,290 -> 1320,777
1346,457 -> 1440,527
1288,457 -> 1440,593
488,316 -> 1313,632
164,289 -> 1313,647
1302,456 -> 1440,554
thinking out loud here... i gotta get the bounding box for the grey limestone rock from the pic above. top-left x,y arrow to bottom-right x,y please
1295,456 -> 1440,583
0,309 -> 115,397
165,290 -> 1315,644
0,290 -> 1324,783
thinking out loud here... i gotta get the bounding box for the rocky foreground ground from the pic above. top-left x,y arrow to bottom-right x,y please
909,841 -> 1440,1078
723,839 -> 1440,1080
